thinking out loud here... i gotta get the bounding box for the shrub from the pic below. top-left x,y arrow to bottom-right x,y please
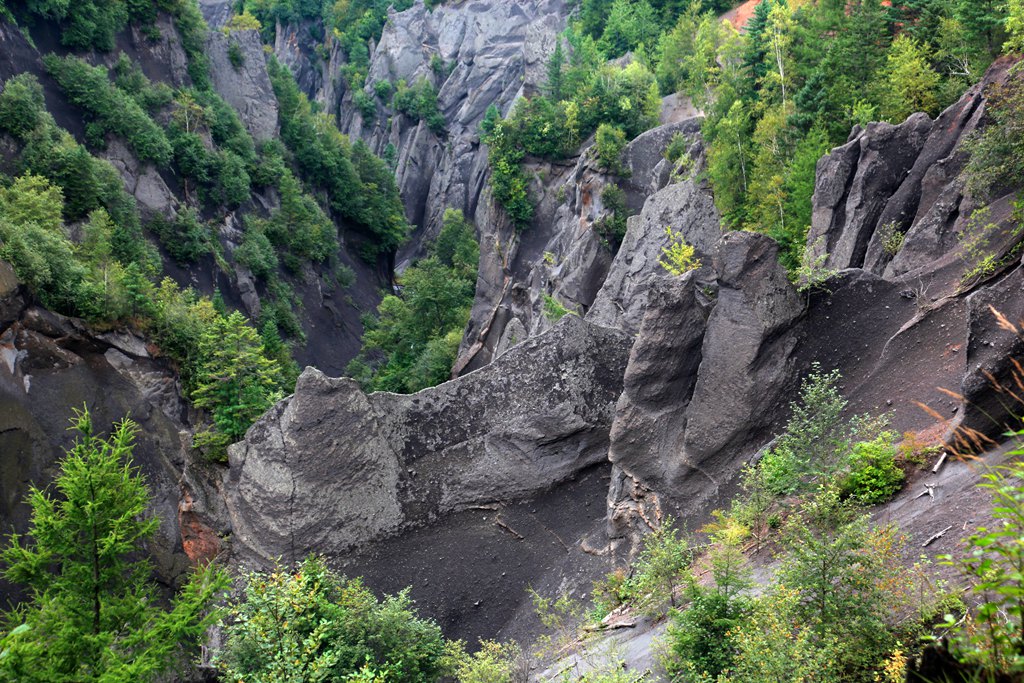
593,183 -> 630,251
447,640 -> 521,683
216,150 -> 252,207
217,556 -> 449,682
629,516 -> 692,612
595,122 -> 628,174
227,41 -> 245,69
235,221 -> 279,279
224,10 -> 262,32
112,55 -> 174,114
659,226 -> 700,275
664,131 -> 689,163
149,209 -> 211,265
940,455 -> 1024,675
392,79 -> 446,134
839,432 -> 905,505
543,293 -> 571,322
374,79 -> 394,100
354,89 -> 376,120
664,587 -> 748,679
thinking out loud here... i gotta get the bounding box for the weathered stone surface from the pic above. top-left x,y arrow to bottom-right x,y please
957,262 -> 1024,443
206,30 -> 279,141
807,113 -> 933,271
198,0 -> 234,29
809,57 -> 1018,280
0,299 -> 207,592
588,179 -> 722,333
604,233 -> 804,546
224,315 -> 632,564
101,140 -> 176,218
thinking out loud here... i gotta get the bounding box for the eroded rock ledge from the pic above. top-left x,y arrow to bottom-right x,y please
224,314 -> 632,565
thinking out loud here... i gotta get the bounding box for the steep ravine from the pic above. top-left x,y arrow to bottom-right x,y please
0,1 -> 1023,674
214,55 -> 1024,649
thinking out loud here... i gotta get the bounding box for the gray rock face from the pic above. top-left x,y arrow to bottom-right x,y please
604,233 -> 806,550
457,116 -> 708,375
808,57 -> 1017,280
588,178 -> 722,333
807,113 -> 933,271
225,315 -> 632,564
0,266 -> 222,589
206,30 -> 279,141
328,0 -> 569,250
101,140 -> 177,218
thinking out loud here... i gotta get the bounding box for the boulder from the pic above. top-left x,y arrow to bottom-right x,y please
588,179 -> 722,333
225,314 -> 633,564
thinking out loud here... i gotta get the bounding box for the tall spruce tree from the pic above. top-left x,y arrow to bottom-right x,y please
0,408 -> 227,682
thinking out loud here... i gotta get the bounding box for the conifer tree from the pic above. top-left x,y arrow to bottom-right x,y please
0,408 -> 227,682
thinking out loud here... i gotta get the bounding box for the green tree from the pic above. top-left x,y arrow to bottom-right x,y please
190,311 -> 283,447
942,456 -> 1024,674
629,516 -> 691,611
777,487 -> 897,675
955,0 -> 1008,58
595,122 -> 628,174
1007,0 -> 1024,53
882,35 -> 941,121
0,408 -> 228,682
546,39 -> 565,101
431,208 -> 479,278
217,555 -> 449,683
0,73 -> 45,139
599,0 -> 660,57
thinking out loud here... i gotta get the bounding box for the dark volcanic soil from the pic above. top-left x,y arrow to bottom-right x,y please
339,464 -> 615,646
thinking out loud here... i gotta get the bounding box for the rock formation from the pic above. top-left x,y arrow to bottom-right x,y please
224,314 -> 632,564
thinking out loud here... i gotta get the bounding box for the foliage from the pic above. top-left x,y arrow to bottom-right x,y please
0,76 -> 289,448
594,123 -> 628,174
0,408 -> 228,682
216,555 -> 449,682
795,237 -> 839,292
530,588 -> 586,659
658,226 -> 700,275
483,38 -> 660,228
543,293 -> 572,322
0,74 -> 45,139
663,131 -> 690,164
882,35 -> 941,122
349,210 -> 478,393
112,55 -> 174,114
42,55 -> 172,166
225,10 -> 262,32
392,79 -> 446,134
8,0 -> 129,51
941,455 -> 1024,675
268,58 -> 407,258
838,431 -> 905,505
593,184 -> 630,252
765,362 -> 848,490
662,530 -> 752,680
190,311 -> 284,451
446,640 -> 522,683
629,516 -> 692,613
148,208 -> 211,265
966,70 -> 1024,200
